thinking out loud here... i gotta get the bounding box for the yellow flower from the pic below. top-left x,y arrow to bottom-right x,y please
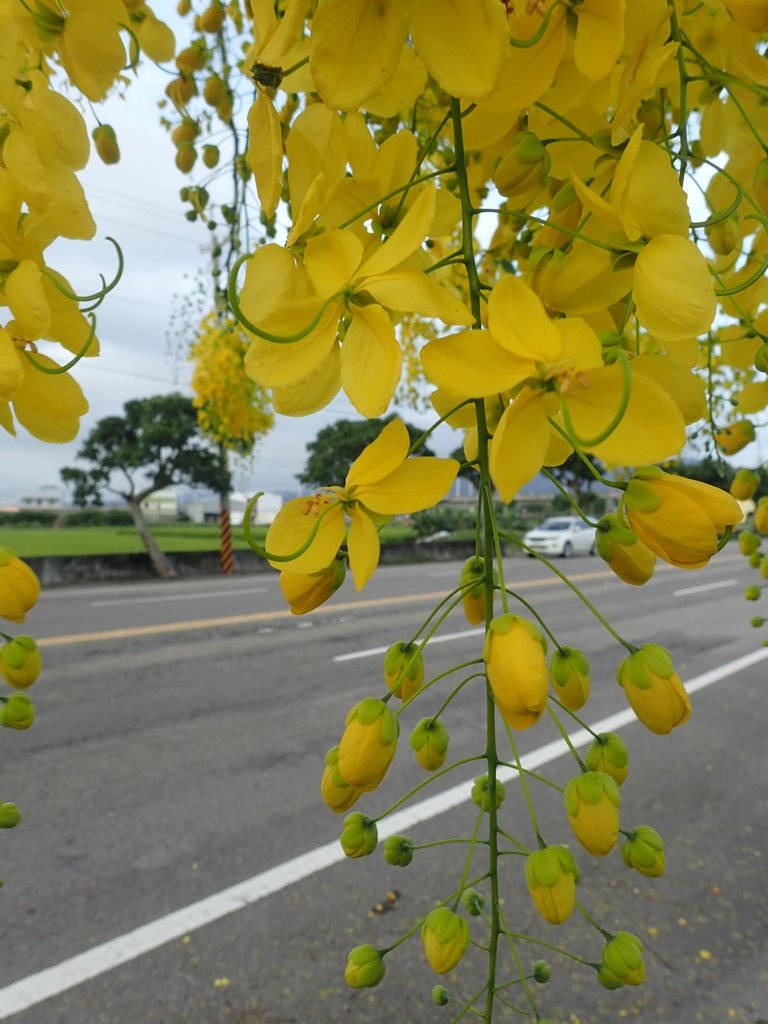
0,550 -> 41,624
755,496 -> 768,534
458,556 -> 495,625
422,906 -> 469,975
525,845 -> 577,925
383,642 -> 424,701
714,419 -> 756,455
266,418 -> 458,591
0,635 -> 42,689
730,469 -> 759,501
483,614 -> 549,731
621,826 -> 665,878
564,772 -> 621,857
337,698 -> 399,792
0,328 -> 24,402
320,745 -> 360,814
623,467 -> 743,569
410,718 -> 449,772
616,644 -> 691,736
633,235 -> 716,341
585,733 -> 629,786
1,353 -> 88,443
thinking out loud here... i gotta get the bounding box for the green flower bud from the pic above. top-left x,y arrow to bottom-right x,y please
532,959 -> 552,983
755,496 -> 768,535
621,825 -> 665,878
0,692 -> 34,730
461,888 -> 484,916
384,642 -> 424,701
471,774 -> 505,813
751,616 -> 766,627
585,732 -> 629,785
750,550 -> 763,569
549,647 -> 590,711
0,802 -> 20,828
410,717 -> 449,771
0,635 -> 42,689
755,343 -> 768,374
525,845 -> 577,924
340,813 -> 378,859
432,985 -> 450,1006
760,557 -> 768,581
459,557 -> 496,625
600,931 -> 646,987
383,835 -> 413,867
92,124 -> 120,164
730,468 -> 759,502
595,513 -> 656,586
739,530 -> 761,556
422,906 -> 470,974
344,945 -> 385,988
745,585 -> 762,601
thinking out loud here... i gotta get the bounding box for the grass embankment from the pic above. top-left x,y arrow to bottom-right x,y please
1,523 -> 418,558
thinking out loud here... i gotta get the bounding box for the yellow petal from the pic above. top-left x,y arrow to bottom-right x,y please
364,45 -> 428,119
271,345 -> 341,416
348,507 -> 380,590
305,230 -> 363,298
488,276 -> 561,364
573,0 -> 626,81
556,318 -> 604,373
736,380 -> 768,413
614,137 -> 690,241
12,354 -> 88,443
239,244 -> 303,324
60,12 -> 126,102
356,458 -> 458,515
408,0 -> 508,101
267,497 -> 345,574
0,328 -> 24,402
634,236 -> 716,341
489,393 -> 551,503
348,418 -> 410,488
357,186 -> 436,279
571,170 -> 623,233
564,365 -> 685,465
341,305 -> 401,418
632,354 -> 707,424
537,245 -> 633,316
309,0 -> 407,110
247,89 -> 283,219
4,260 -> 51,340
422,329 -> 530,398
363,270 -> 473,325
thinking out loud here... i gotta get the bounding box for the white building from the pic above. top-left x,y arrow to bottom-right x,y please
19,484 -> 65,510
140,488 -> 178,521
181,491 -> 282,526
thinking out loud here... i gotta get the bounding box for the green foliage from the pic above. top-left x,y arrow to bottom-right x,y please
298,415 -> 434,488
60,394 -> 230,506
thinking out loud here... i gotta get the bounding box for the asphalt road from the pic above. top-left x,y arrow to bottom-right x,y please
0,550 -> 766,1024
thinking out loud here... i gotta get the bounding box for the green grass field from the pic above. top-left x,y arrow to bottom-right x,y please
1,522 -> 418,558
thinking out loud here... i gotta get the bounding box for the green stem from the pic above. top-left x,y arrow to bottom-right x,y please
503,588 -> 562,650
548,695 -> 602,740
241,492 -> 339,563
540,470 -> 598,526
22,316 -> 97,374
575,899 -> 614,940
373,756 -> 485,822
504,724 -> 545,847
453,808 -> 486,909
228,258 -> 340,343
482,482 -> 508,614
337,167 -> 455,231
497,763 -> 564,794
545,704 -> 587,771
559,349 -> 632,448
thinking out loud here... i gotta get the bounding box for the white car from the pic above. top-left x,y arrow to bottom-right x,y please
522,516 -> 596,558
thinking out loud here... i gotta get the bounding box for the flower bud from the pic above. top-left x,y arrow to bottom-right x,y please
383,642 -> 424,700
730,468 -> 759,501
595,514 -> 656,586
599,931 -> 646,988
471,774 -> 505,813
432,985 -> 450,1005
320,746 -> 361,814
755,497 -> 768,535
202,144 -> 220,169
623,467 -> 742,568
754,156 -> 768,214
739,530 -> 761,556
0,802 -> 20,828
549,647 -> 590,711
459,557 -> 496,625
483,614 -> 548,730
494,131 -> 550,204
199,2 -> 226,33
383,835 -> 413,867
564,772 -> 621,856
340,812 -> 378,859
0,550 -> 41,624
616,644 -> 690,735
532,959 -> 552,983
422,907 -> 469,974
760,557 -> 768,581
0,692 -> 35,730
745,585 -> 761,601
338,698 -> 399,791
280,556 -> 346,615
714,419 -> 756,456
525,845 -> 577,924
344,945 -> 385,988
621,826 -> 665,877
0,636 -> 41,689
585,733 -> 629,785
461,888 -> 484,916
705,214 -> 740,256
751,616 -> 765,627
410,717 -> 449,771
175,142 -> 197,174
755,342 -> 768,374
91,124 -> 120,164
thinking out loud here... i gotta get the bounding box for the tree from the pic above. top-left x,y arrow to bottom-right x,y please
298,415 -> 434,489
60,394 -> 229,579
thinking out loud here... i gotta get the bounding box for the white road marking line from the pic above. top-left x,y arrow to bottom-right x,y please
297,622 -> 313,629
334,627 -> 484,662
90,587 -> 267,607
257,628 -> 274,634
673,579 -> 738,598
1,646 -> 765,1019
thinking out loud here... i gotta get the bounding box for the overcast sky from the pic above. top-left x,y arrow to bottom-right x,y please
3,40 -> 462,505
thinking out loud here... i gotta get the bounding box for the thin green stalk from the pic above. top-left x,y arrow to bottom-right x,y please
545,705 -> 587,772
373,756 -> 485,822
540,470 -> 598,526
398,660 -> 483,717
504,723 -> 545,848
453,808 -> 486,909
575,899 -> 614,940
548,695 -> 602,740
482,483 -> 508,614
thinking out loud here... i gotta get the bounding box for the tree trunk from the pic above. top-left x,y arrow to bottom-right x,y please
127,499 -> 177,579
